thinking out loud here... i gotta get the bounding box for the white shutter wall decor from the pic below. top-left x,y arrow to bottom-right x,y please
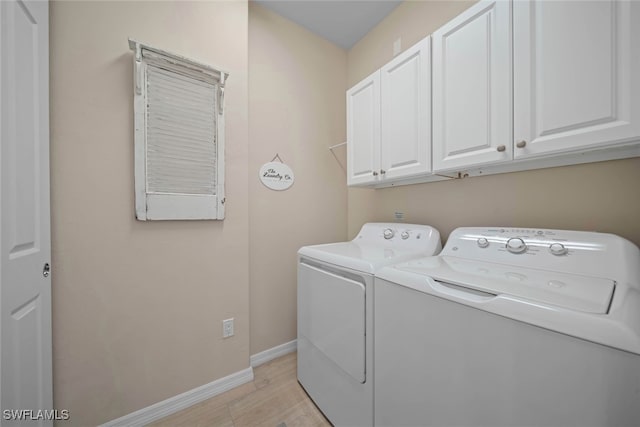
128,39 -> 229,220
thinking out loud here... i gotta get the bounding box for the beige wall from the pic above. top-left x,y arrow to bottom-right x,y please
50,1 -> 248,425
248,3 -> 348,354
347,0 -> 474,87
347,0 -> 640,247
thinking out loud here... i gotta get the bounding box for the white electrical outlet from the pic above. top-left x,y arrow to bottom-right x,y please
223,318 -> 234,338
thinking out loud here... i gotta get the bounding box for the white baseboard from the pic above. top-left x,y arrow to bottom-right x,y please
99,367 -> 254,427
250,339 -> 297,367
99,341 -> 297,426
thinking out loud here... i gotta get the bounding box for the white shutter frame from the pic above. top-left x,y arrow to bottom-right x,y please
129,39 -> 228,220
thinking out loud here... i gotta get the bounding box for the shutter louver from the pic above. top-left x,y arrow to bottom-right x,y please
146,65 -> 217,195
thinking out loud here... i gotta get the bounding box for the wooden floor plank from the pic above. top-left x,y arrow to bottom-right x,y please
147,381 -> 256,427
229,377 -> 307,425
253,352 -> 297,390
148,351 -> 330,427
246,388 -> 331,427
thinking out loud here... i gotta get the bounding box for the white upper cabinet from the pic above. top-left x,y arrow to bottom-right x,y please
513,0 -> 640,159
348,39 -> 431,186
347,70 -> 380,186
347,0 -> 639,188
432,0 -> 512,172
381,37 -> 432,180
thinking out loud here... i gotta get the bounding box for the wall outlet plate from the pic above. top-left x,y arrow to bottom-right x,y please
223,318 -> 234,338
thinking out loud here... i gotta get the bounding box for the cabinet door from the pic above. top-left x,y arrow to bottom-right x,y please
380,37 -> 431,180
347,70 -> 380,186
514,0 -> 640,159
432,0 -> 512,172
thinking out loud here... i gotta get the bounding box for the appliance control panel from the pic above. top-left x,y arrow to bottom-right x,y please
441,227 -> 639,281
355,223 -> 442,253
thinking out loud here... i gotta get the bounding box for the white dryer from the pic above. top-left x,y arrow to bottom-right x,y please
297,223 -> 441,426
375,227 -> 640,427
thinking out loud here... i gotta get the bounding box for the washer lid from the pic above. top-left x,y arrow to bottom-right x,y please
298,241 -> 425,274
394,256 -> 615,314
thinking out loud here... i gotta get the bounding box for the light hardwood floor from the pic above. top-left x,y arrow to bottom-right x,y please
148,352 -> 331,427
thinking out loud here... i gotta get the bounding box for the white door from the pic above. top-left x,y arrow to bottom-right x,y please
381,37 -> 431,180
1,0 -> 52,424
514,0 -> 640,159
432,0 -> 512,173
347,70 -> 380,186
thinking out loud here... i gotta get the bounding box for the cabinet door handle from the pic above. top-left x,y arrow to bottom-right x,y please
496,145 -> 506,152
380,169 -> 386,175
372,171 -> 378,176
516,140 -> 527,148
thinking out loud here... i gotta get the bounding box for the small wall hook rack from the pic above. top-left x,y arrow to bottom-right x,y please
329,141 -> 347,151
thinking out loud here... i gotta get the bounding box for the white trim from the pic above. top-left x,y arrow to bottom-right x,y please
99,367 -> 254,427
128,38 -> 229,80
250,339 -> 297,368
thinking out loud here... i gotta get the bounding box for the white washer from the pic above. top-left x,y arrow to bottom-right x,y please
375,227 -> 640,427
297,223 -> 441,426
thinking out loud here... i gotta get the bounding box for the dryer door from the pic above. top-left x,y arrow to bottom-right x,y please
298,261 -> 366,383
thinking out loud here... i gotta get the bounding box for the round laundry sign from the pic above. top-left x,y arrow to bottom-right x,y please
259,161 -> 295,191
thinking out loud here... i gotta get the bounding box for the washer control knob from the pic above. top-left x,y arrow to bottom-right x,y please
477,237 -> 490,248
549,243 -> 568,256
383,228 -> 395,240
506,238 -> 527,254
401,231 -> 410,240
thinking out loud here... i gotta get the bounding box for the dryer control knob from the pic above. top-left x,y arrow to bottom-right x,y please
383,228 -> 395,240
506,238 -> 527,254
549,243 -> 568,256
401,231 -> 410,240
477,237 -> 490,248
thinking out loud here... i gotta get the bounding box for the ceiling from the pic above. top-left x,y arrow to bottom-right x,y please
253,0 -> 403,49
